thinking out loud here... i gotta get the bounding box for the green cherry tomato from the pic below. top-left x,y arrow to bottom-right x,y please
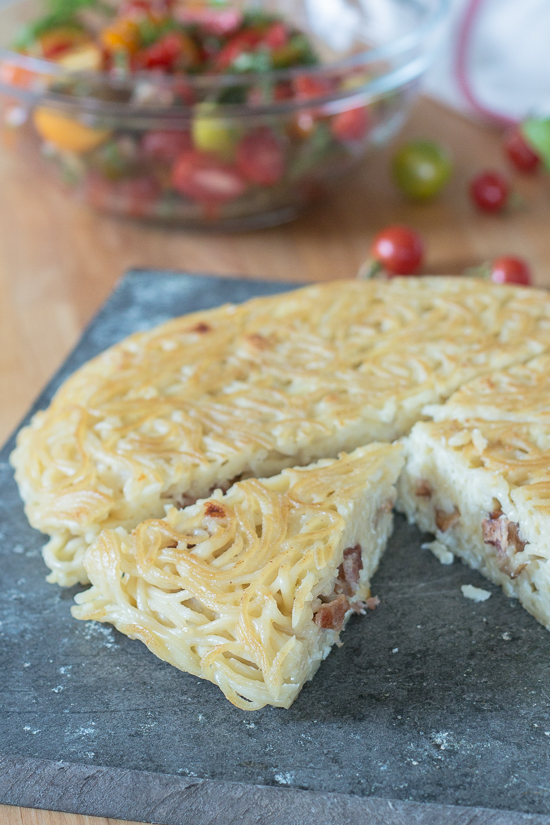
392,139 -> 452,201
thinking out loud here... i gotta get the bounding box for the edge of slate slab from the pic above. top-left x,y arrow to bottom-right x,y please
3,270 -> 545,825
2,754 -> 550,825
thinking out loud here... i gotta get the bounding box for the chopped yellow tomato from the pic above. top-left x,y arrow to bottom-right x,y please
100,19 -> 141,54
192,105 -> 240,160
39,26 -> 91,60
33,108 -> 110,153
57,44 -> 104,72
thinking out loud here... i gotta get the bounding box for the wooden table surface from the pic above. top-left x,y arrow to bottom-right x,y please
1,96 -> 549,825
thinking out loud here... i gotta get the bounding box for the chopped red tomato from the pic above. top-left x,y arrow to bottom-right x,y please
331,106 -> 369,142
247,80 -> 292,106
274,80 -> 293,101
141,129 -> 192,160
263,21 -> 288,50
177,7 -> 243,37
39,26 -> 90,60
86,173 -> 161,217
171,150 -> 247,202
172,77 -> 195,105
136,31 -> 198,71
214,28 -> 264,71
120,0 -> 174,17
236,127 -> 285,186
293,74 -> 334,100
122,175 -> 162,216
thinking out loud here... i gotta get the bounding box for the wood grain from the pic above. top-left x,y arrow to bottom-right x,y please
0,805 -> 142,825
1,97 -> 550,825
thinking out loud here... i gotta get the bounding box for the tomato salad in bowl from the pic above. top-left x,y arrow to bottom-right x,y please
0,0 -> 450,229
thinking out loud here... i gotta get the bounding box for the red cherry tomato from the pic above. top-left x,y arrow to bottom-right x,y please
503,127 -> 540,173
331,106 -> 369,142
141,130 -> 192,161
490,256 -> 532,286
370,225 -> 424,276
293,74 -> 334,100
470,171 -> 509,213
236,127 -> 285,186
171,150 -> 247,203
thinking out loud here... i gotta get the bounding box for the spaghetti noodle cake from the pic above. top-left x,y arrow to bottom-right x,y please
12,277 -> 550,586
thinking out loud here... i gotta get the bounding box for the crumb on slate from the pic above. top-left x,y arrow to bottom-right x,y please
461,584 -> 491,602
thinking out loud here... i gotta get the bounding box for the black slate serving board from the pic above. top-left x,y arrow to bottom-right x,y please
2,270 -> 550,825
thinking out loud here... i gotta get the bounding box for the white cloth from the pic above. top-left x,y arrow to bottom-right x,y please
424,0 -> 550,121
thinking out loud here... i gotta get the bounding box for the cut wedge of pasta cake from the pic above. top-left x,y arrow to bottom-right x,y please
398,418 -> 550,631
72,443 -> 404,709
12,277 -> 550,586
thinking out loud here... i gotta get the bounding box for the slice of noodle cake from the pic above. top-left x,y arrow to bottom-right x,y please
398,418 -> 550,630
72,443 -> 404,709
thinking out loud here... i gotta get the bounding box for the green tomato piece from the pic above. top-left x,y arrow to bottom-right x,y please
392,139 -> 452,201
192,105 -> 240,160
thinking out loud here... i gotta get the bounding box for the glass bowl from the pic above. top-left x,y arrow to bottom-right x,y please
0,0 -> 450,230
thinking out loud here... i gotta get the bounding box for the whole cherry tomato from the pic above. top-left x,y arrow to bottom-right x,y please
331,106 -> 369,142
503,126 -> 540,173
171,150 -> 247,203
469,171 -> 510,213
392,139 -> 452,201
141,129 -> 192,160
370,225 -> 424,276
236,127 -> 285,186
490,256 -> 531,286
